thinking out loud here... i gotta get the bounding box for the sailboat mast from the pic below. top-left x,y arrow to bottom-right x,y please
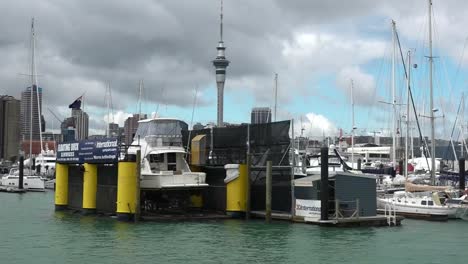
462,93 -> 465,157
351,79 -> 355,167
274,73 -> 278,122
29,18 -> 34,162
428,0 -> 436,184
405,51 -> 411,178
138,80 -> 142,120
391,20 -> 397,168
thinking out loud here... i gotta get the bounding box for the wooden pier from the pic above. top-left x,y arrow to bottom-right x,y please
251,210 -> 403,227
295,215 -> 404,227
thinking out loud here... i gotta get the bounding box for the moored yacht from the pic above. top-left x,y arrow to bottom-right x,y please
1,168 -> 45,191
127,118 -> 207,189
377,190 -> 461,220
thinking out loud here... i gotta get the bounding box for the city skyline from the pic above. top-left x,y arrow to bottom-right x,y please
0,1 -> 467,141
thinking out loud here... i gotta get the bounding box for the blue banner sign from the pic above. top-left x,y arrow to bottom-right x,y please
57,138 -> 119,164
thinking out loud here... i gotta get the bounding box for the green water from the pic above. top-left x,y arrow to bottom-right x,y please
0,192 -> 466,264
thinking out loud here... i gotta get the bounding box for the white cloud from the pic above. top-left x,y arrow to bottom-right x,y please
336,66 -> 377,106
294,112 -> 338,137
103,110 -> 132,127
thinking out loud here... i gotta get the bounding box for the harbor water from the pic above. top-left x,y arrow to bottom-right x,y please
0,191 -> 466,264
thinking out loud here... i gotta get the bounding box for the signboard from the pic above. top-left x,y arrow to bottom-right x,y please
295,199 -> 321,221
57,138 -> 119,164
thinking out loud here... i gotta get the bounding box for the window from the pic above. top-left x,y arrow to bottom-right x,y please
421,201 -> 427,205
149,154 -> 164,163
167,153 -> 177,163
428,201 -> 434,206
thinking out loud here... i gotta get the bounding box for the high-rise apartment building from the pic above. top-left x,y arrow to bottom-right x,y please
251,107 -> 272,124
0,96 -> 21,160
124,114 -> 147,145
20,85 -> 44,141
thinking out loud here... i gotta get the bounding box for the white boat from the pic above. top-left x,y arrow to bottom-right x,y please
1,168 -> 45,191
24,151 -> 56,177
305,150 -> 344,175
377,191 -> 460,220
127,118 -> 207,189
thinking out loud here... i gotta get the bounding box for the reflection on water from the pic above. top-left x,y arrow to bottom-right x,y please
0,192 -> 466,264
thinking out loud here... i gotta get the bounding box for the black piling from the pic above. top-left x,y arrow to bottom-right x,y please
357,159 -> 362,170
320,147 -> 329,221
19,156 -> 24,189
398,160 -> 404,175
459,158 -> 465,193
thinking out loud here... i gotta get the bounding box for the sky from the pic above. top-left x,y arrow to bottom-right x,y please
0,0 -> 467,141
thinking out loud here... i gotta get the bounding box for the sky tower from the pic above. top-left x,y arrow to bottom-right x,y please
212,0 -> 230,127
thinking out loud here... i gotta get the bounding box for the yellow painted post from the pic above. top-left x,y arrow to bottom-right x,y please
116,161 -> 137,221
82,163 -> 98,214
226,164 -> 247,218
55,163 -> 69,211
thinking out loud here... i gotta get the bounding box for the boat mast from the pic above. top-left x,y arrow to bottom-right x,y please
351,79 -> 355,168
29,18 -> 34,163
274,73 -> 278,122
405,51 -> 411,178
138,80 -> 142,120
462,93 -> 465,157
32,19 -> 44,155
428,0 -> 436,184
391,20 -> 397,168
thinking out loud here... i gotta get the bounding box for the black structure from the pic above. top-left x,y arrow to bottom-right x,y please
18,156 -> 24,189
320,147 -> 329,221
185,121 -> 292,213
460,158 -> 465,192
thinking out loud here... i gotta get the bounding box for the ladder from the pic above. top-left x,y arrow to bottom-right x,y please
384,202 -> 396,226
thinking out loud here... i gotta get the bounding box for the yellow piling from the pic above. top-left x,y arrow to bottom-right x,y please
55,163 -> 69,211
226,164 -> 247,217
116,161 -> 137,221
82,163 -> 98,214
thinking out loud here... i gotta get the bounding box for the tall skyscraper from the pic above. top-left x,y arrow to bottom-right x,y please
124,114 -> 147,145
0,95 -> 21,161
108,122 -> 119,137
20,85 -> 43,141
251,107 -> 272,124
212,0 -> 230,127
72,109 -> 89,140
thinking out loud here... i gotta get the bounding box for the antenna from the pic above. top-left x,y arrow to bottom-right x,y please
220,0 -> 223,42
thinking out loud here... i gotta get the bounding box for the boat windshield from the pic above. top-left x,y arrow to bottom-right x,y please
135,120 -> 188,139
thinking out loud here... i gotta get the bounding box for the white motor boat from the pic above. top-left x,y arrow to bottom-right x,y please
1,168 -> 45,191
127,118 -> 208,189
377,191 -> 461,220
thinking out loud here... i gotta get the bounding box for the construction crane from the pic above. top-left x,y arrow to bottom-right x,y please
47,107 -> 63,123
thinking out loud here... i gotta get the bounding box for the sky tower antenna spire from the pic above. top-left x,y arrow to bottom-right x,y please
212,0 -> 230,127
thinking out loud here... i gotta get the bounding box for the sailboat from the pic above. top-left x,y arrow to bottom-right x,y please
1,19 -> 45,191
376,1 -> 468,220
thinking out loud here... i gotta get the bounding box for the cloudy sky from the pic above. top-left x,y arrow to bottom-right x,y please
0,0 -> 467,140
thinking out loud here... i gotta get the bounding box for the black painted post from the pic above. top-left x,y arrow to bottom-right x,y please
398,160 -> 404,175
459,158 -> 465,193
19,156 -> 24,189
357,159 -> 362,170
320,147 -> 329,221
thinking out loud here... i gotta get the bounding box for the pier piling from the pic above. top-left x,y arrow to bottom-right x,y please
55,163 -> 69,211
116,161 -> 137,221
245,154 -> 251,220
320,147 -> 329,221
459,158 -> 465,193
357,159 -> 361,170
82,163 -> 97,214
265,160 -> 272,223
18,156 -> 24,189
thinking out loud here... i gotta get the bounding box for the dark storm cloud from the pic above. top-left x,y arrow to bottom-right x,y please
0,0 -> 467,132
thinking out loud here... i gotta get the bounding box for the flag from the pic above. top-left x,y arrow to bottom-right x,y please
69,96 -> 82,109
